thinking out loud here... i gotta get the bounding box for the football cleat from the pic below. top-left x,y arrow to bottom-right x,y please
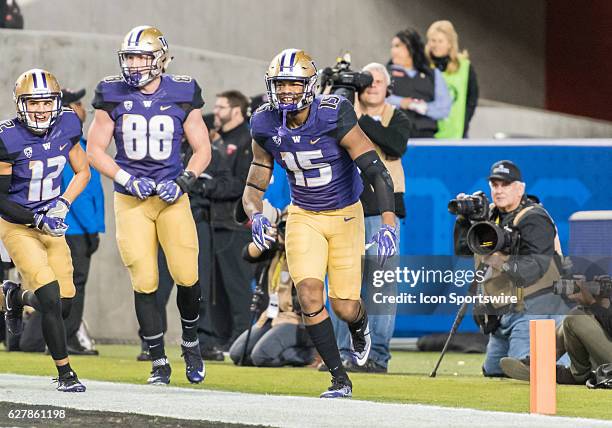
54,371 -> 86,393
147,363 -> 171,385
320,375 -> 352,399
3,280 -> 24,335
181,344 -> 206,384
349,315 -> 371,367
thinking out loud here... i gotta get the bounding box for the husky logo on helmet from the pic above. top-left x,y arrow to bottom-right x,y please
118,25 -> 172,88
265,49 -> 318,111
13,69 -> 63,135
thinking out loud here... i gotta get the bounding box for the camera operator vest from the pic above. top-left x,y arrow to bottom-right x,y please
387,64 -> 436,136
475,204 -> 562,311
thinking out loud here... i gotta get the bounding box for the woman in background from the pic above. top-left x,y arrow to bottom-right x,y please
426,20 -> 479,138
387,28 -> 451,138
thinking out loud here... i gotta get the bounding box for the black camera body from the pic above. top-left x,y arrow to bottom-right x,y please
448,191 -> 490,221
553,275 -> 612,298
320,53 -> 373,105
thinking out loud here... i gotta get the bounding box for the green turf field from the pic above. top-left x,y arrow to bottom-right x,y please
1,345 -> 610,420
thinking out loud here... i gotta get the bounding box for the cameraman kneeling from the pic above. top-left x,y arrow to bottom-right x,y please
454,160 -> 569,377
558,280 -> 612,384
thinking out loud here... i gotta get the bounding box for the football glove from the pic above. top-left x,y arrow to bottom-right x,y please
41,196 -> 71,220
33,213 -> 68,237
368,224 -> 397,267
125,176 -> 156,200
251,212 -> 275,251
156,180 -> 183,204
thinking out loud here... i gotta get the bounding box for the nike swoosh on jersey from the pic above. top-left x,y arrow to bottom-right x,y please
309,138 -> 321,145
160,105 -> 172,111
60,143 -> 69,150
343,217 -> 355,222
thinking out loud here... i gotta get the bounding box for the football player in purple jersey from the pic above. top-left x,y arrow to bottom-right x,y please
0,69 -> 91,392
87,26 -> 211,385
244,49 -> 397,398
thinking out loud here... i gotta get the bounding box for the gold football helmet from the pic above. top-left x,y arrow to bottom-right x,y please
265,49 -> 317,111
13,69 -> 63,134
118,25 -> 171,87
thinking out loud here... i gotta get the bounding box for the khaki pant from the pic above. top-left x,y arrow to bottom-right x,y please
560,308 -> 612,382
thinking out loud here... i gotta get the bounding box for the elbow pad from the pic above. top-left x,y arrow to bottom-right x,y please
354,150 -> 395,214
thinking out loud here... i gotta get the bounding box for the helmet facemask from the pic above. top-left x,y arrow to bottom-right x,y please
118,50 -> 165,88
265,75 -> 317,112
16,94 -> 62,135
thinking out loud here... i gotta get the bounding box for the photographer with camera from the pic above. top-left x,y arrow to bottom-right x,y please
503,276 -> 612,384
453,160 -> 569,377
229,207 -> 315,367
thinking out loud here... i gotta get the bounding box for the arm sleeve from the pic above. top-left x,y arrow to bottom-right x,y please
0,175 -> 35,225
330,99 -> 358,141
464,64 -> 479,136
386,94 -> 403,109
425,69 -> 452,120
505,214 -> 556,286
358,110 -> 410,158
354,150 -> 395,214
241,242 -> 277,263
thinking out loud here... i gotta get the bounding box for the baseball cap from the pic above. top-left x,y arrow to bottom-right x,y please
61,88 -> 86,106
488,160 -> 522,183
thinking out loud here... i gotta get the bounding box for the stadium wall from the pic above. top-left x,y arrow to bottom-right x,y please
19,0 -> 547,107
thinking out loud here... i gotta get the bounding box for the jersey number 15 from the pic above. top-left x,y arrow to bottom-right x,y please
280,150 -> 332,187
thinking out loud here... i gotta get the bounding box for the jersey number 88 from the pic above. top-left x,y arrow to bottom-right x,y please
122,114 -> 174,161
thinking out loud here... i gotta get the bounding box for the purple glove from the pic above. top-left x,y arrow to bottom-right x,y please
125,176 -> 156,200
40,196 -> 71,220
368,224 -> 397,267
251,212 -> 275,251
156,180 -> 183,204
33,213 -> 68,237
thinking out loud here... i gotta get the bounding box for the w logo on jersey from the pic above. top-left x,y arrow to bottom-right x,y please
143,100 -> 152,108
292,136 -> 301,143
43,143 -> 51,150
24,147 -> 32,158
124,101 -> 133,111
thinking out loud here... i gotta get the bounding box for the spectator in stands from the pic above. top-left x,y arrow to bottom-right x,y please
197,91 -> 254,358
229,207 -> 315,367
61,88 -> 104,356
387,28 -> 451,138
329,63 -> 411,373
426,20 -> 479,138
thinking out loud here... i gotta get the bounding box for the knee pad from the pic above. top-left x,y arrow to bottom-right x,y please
34,281 -> 61,314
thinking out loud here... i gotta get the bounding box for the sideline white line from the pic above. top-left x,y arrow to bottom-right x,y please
1,374 -> 611,428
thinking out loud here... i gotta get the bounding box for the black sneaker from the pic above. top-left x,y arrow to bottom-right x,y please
3,281 -> 24,335
181,344 -> 205,384
349,314 -> 371,366
320,375 -> 352,399
556,365 -> 581,385
147,364 -> 171,385
201,345 -> 224,361
345,358 -> 388,374
55,371 -> 86,392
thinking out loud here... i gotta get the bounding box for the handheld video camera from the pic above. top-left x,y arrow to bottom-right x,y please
319,53 -> 373,105
553,275 -> 612,298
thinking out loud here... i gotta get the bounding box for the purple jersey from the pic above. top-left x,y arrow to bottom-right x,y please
250,95 -> 362,211
92,74 -> 204,194
0,109 -> 82,216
